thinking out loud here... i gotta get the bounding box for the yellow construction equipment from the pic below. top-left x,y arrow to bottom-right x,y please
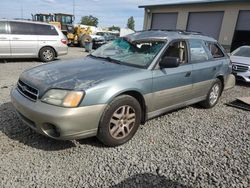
32,13 -> 93,46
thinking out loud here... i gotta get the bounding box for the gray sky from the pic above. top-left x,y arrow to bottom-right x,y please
0,0 -> 202,30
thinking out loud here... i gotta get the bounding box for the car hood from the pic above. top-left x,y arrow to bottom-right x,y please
230,56 -> 250,66
19,56 -> 139,97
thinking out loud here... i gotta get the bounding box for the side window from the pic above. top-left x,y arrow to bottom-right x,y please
35,24 -> 58,35
0,22 -> 7,34
163,41 -> 188,64
10,22 -> 36,35
205,42 -> 224,58
189,39 -> 209,63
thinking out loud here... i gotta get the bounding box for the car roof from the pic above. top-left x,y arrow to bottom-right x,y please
124,30 -> 217,43
0,19 -> 53,26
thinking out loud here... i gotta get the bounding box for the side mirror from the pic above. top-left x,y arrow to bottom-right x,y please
159,57 -> 180,68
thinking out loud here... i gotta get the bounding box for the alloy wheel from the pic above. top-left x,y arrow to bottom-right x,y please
109,105 -> 136,140
209,83 -> 220,106
42,50 -> 53,61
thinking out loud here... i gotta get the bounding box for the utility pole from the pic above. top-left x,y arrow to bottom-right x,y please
21,1 -> 23,19
73,0 -> 75,17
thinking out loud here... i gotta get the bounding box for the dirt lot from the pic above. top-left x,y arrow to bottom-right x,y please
0,47 -> 249,188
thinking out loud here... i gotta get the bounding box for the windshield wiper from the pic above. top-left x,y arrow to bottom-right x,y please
89,54 -> 121,64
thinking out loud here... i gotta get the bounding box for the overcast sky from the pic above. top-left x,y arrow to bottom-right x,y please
0,0 -> 202,30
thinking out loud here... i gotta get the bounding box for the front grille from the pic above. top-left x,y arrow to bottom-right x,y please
232,63 -> 249,73
17,80 -> 39,101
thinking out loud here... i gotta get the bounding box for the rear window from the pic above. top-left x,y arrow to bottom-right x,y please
205,42 -> 224,58
0,21 -> 7,34
35,24 -> 58,35
10,22 -> 58,35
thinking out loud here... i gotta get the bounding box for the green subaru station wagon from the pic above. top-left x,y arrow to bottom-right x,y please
11,30 -> 235,146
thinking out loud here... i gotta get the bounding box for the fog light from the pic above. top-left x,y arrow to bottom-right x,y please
41,123 -> 60,138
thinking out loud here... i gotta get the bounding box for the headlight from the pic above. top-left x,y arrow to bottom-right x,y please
41,89 -> 84,107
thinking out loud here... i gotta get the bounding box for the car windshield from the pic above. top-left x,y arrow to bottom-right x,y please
91,38 -> 165,68
232,46 -> 250,57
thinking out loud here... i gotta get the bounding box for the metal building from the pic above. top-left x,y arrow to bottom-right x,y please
139,0 -> 250,51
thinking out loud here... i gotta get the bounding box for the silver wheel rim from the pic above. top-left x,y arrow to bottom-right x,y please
109,105 -> 136,140
209,83 -> 220,105
43,50 -> 53,61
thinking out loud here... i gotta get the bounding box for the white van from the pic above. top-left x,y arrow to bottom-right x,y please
0,20 -> 68,62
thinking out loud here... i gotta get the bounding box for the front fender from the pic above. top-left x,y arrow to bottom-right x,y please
79,71 -> 152,106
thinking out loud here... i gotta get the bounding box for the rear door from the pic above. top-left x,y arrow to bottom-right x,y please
0,21 -> 11,57
35,24 -> 59,50
9,22 -> 38,57
189,39 -> 224,98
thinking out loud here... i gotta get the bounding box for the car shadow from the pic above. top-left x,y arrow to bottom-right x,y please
236,80 -> 249,87
0,102 -> 76,151
110,173 -> 192,188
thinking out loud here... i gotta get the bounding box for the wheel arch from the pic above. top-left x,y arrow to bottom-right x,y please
111,90 -> 147,124
38,46 -> 58,58
216,75 -> 225,92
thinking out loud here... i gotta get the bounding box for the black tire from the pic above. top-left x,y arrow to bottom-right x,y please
97,95 -> 141,147
79,35 -> 92,48
199,78 -> 223,108
39,47 -> 55,62
79,35 -> 85,47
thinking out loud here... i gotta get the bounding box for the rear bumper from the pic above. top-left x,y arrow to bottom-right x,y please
224,74 -> 236,90
56,46 -> 68,56
11,87 -> 106,140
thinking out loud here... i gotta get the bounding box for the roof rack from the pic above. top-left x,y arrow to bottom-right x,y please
148,29 -> 202,35
137,29 -> 202,35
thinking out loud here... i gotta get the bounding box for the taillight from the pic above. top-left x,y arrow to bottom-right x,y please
61,39 -> 68,45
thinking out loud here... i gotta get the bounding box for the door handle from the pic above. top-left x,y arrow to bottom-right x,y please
185,71 -> 191,77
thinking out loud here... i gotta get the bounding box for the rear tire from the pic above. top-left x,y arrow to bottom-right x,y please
97,95 -> 141,147
39,47 -> 55,62
199,78 -> 222,108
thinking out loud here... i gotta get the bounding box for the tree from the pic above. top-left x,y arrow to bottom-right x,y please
108,25 -> 120,32
127,16 -> 135,30
80,15 -> 98,27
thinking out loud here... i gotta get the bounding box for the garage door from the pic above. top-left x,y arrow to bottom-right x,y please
236,10 -> 250,30
151,13 -> 178,30
231,10 -> 250,51
187,12 -> 224,39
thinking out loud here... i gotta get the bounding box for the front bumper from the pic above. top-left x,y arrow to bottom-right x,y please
11,88 -> 106,140
232,71 -> 250,82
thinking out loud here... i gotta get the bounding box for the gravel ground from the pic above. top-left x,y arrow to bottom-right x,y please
0,48 -> 249,188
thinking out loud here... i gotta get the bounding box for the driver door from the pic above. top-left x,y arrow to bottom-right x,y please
151,40 -> 193,113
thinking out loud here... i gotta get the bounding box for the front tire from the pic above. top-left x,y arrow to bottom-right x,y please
97,95 -> 141,147
39,47 -> 55,62
199,79 -> 222,108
